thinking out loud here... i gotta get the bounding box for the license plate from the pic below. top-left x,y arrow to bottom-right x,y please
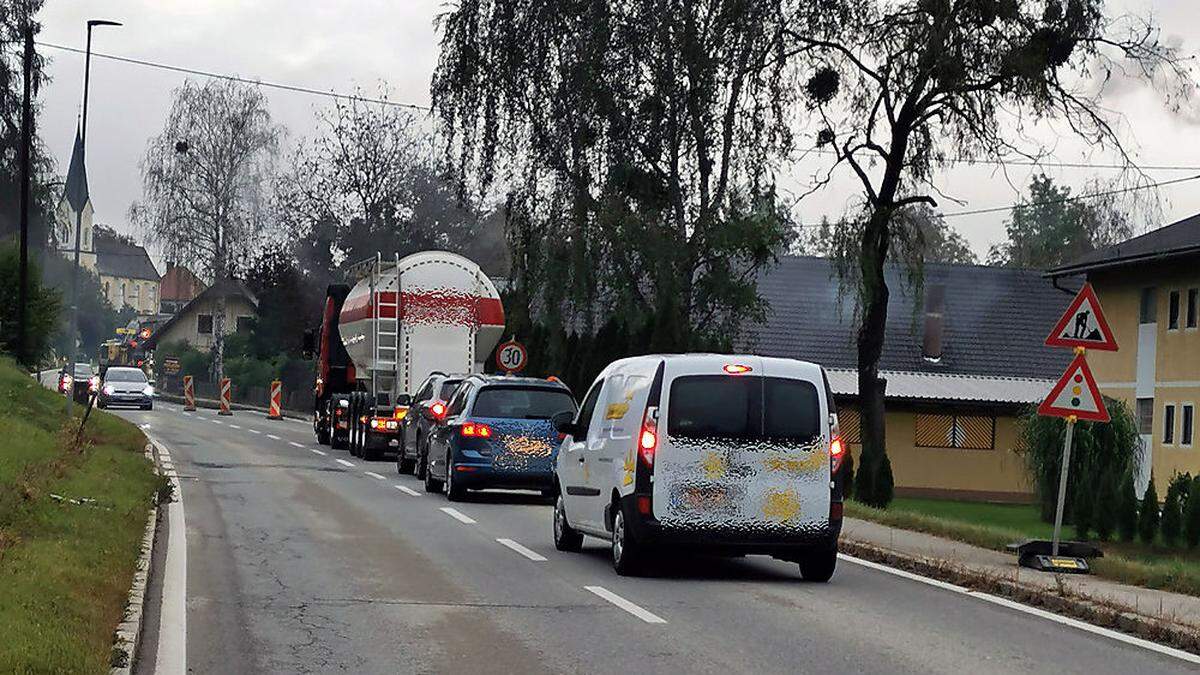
680,484 -> 729,510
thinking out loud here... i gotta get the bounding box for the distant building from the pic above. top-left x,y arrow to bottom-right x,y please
142,279 -> 259,353
742,256 -> 1071,503
1048,215 -> 1200,496
159,262 -> 205,315
95,228 -> 160,316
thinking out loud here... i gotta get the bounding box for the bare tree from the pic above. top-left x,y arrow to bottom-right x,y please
785,0 -> 1188,505
132,79 -> 281,380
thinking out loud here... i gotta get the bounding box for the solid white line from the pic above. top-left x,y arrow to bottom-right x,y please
267,434 -> 281,440
839,554 -> 1200,665
228,424 -> 241,429
311,449 -> 327,456
336,458 -> 355,467
148,440 -> 187,673
497,538 -> 547,562
439,507 -> 476,524
364,471 -> 387,480
584,586 -> 667,624
289,441 -> 304,448
394,484 -> 420,496
248,429 -> 261,434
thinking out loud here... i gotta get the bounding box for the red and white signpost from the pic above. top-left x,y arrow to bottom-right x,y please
183,375 -> 196,411
1032,284 -> 1118,570
268,380 -> 283,420
219,378 -> 233,416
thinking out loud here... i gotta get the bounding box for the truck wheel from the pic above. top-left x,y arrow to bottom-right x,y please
611,508 -> 646,576
316,419 -> 330,445
798,545 -> 838,582
445,453 -> 467,501
362,435 -> 379,462
554,495 -> 584,552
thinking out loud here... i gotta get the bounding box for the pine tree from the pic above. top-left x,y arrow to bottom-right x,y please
855,455 -> 875,506
1186,476 -> 1200,549
1162,479 -> 1184,547
876,453 -> 895,507
1138,473 -> 1160,545
1092,472 -> 1116,542
1118,473 -> 1139,543
1072,479 -> 1092,541
840,450 -> 855,501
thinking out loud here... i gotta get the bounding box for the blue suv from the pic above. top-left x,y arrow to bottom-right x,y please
423,375 -> 577,501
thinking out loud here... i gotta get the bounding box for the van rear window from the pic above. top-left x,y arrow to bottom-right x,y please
667,375 -> 821,442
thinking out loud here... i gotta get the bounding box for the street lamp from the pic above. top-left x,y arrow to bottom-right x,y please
65,18 -> 121,417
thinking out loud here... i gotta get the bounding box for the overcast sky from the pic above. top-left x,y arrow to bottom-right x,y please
35,0 -> 1200,267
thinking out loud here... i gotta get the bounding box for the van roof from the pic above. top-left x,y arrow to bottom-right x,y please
605,353 -> 823,375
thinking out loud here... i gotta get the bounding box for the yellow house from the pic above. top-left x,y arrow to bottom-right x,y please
747,256 -> 1068,502
1048,216 -> 1200,496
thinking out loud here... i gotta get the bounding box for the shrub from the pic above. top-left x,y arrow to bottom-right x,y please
1117,472 -> 1139,543
854,455 -> 875,505
1162,476 -> 1186,547
1092,471 -> 1116,542
1139,473 -> 1160,545
1072,478 -> 1092,540
0,244 -> 62,367
1019,399 -> 1141,524
876,453 -> 894,506
1187,476 -> 1200,549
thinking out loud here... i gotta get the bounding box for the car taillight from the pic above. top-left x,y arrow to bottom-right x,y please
638,406 -> 658,468
461,422 -> 493,438
430,401 -> 447,420
829,435 -> 846,474
335,407 -> 345,417
89,376 -> 100,391
394,406 -> 408,420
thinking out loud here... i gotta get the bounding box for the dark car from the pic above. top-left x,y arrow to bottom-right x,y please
422,375 -> 577,501
59,363 -> 98,404
97,367 -> 153,410
398,372 -> 467,478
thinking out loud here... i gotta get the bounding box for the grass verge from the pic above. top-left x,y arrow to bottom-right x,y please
0,360 -> 164,673
847,497 -> 1200,598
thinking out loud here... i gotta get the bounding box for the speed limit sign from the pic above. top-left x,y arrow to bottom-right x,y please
496,339 -> 528,373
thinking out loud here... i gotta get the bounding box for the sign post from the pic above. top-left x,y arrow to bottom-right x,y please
1050,417 -> 1076,557
495,338 -> 528,374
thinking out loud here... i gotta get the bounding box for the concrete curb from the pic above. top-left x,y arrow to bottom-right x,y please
840,536 -> 1200,656
156,392 -> 309,422
110,443 -> 161,674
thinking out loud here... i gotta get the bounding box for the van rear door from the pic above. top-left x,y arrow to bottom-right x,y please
654,360 -> 830,535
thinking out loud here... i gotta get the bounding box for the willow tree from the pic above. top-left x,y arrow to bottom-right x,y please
432,0 -> 797,352
786,0 -> 1186,505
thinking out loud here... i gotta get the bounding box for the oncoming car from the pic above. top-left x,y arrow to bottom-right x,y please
59,363 -> 98,403
423,375 -> 577,501
551,354 -> 844,579
97,367 -> 154,410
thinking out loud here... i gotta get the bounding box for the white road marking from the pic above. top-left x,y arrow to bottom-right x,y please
267,434 -> 281,440
211,419 -> 222,425
140,423 -> 151,429
182,412 -> 192,417
248,429 -> 261,434
364,471 -> 387,480
584,586 -> 667,624
289,441 -> 304,448
147,438 -> 188,673
336,458 -> 355,467
311,449 -> 327,456
394,484 -> 420,496
439,507 -> 476,524
497,538 -> 547,562
228,424 -> 241,429
840,554 -> 1200,665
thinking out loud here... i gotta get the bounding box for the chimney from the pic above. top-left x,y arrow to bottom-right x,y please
922,284 -> 946,362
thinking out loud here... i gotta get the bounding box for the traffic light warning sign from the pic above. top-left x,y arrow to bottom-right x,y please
1038,352 -> 1109,423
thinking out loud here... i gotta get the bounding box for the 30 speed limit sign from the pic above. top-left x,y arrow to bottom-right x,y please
496,339 -> 528,373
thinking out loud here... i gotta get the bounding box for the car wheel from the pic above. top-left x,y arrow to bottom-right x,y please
316,419 -> 331,445
445,452 -> 466,501
97,400 -> 107,409
423,454 -> 444,493
611,507 -> 645,576
553,495 -> 584,552
143,403 -> 153,411
331,432 -> 347,450
414,444 -> 427,480
798,545 -> 838,582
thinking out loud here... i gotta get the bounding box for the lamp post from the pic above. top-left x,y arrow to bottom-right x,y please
65,18 -> 121,417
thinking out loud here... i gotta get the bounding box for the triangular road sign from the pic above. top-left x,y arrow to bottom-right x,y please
1045,283 -> 1118,351
1038,353 -> 1110,422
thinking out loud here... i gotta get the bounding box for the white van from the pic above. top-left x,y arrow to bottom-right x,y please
551,354 -> 846,579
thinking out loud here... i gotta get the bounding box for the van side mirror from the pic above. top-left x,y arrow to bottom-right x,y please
301,328 -> 316,359
551,411 -> 578,437
396,393 -> 412,406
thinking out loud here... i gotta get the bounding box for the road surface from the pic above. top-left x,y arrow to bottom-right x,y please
112,402 -> 1194,674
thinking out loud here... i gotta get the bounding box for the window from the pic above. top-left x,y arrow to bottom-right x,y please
236,316 -> 253,333
1184,405 -> 1195,447
665,376 -> 821,443
197,313 -> 213,335
575,380 -> 605,437
447,383 -> 472,416
1140,287 -> 1158,324
915,413 -> 996,450
1169,290 -> 1181,330
1164,404 -> 1176,445
414,379 -> 436,404
838,408 -> 862,444
1188,289 -> 1198,329
1137,398 -> 1155,435
436,379 -> 464,401
471,386 -> 577,419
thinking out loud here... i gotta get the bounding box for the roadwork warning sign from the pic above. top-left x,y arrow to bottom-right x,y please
1045,283 -> 1118,351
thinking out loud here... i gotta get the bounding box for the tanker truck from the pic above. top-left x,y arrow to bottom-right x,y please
306,251 -> 505,460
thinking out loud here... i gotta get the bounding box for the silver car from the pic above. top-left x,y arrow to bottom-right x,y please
98,367 -> 154,410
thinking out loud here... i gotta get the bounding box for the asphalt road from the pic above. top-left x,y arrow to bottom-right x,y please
112,402 -> 1195,674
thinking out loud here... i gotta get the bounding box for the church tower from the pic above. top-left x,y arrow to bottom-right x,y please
55,127 -> 97,271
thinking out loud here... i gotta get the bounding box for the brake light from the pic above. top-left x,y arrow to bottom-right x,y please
830,435 -> 846,474
461,422 -> 493,438
723,364 -> 752,375
638,406 -> 658,468
430,401 -> 447,420
394,406 -> 408,420
335,408 -> 345,417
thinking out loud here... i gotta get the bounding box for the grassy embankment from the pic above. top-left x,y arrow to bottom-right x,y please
848,497 -> 1200,597
0,359 -> 163,672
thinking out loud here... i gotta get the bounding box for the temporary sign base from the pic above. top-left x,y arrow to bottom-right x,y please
1008,539 -> 1102,575
1022,554 -> 1091,574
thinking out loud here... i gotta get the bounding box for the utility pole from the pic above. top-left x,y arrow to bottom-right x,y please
16,15 -> 33,369
65,18 -> 120,417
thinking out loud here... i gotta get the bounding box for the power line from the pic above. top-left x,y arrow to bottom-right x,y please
806,148 -> 1200,172
36,41 -> 432,112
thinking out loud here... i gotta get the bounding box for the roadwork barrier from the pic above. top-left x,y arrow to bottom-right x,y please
183,375 -> 196,411
218,378 -> 233,416
268,380 -> 283,420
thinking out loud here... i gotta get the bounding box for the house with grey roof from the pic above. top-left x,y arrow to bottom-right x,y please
741,256 -> 1074,502
94,227 -> 161,316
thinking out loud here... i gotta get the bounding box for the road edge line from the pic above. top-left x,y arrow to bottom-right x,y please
109,444 -> 161,675
146,436 -> 188,675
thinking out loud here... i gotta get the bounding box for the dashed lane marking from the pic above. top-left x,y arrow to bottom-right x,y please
394,484 -> 420,496
584,586 -> 667,624
497,538 -> 547,562
248,429 -> 261,434
311,449 -> 327,456
336,458 -> 355,468
267,434 -> 281,440
182,412 -> 192,417
289,441 -> 304,448
364,471 -> 387,480
228,424 -> 241,429
211,420 -> 223,425
439,507 -> 476,524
